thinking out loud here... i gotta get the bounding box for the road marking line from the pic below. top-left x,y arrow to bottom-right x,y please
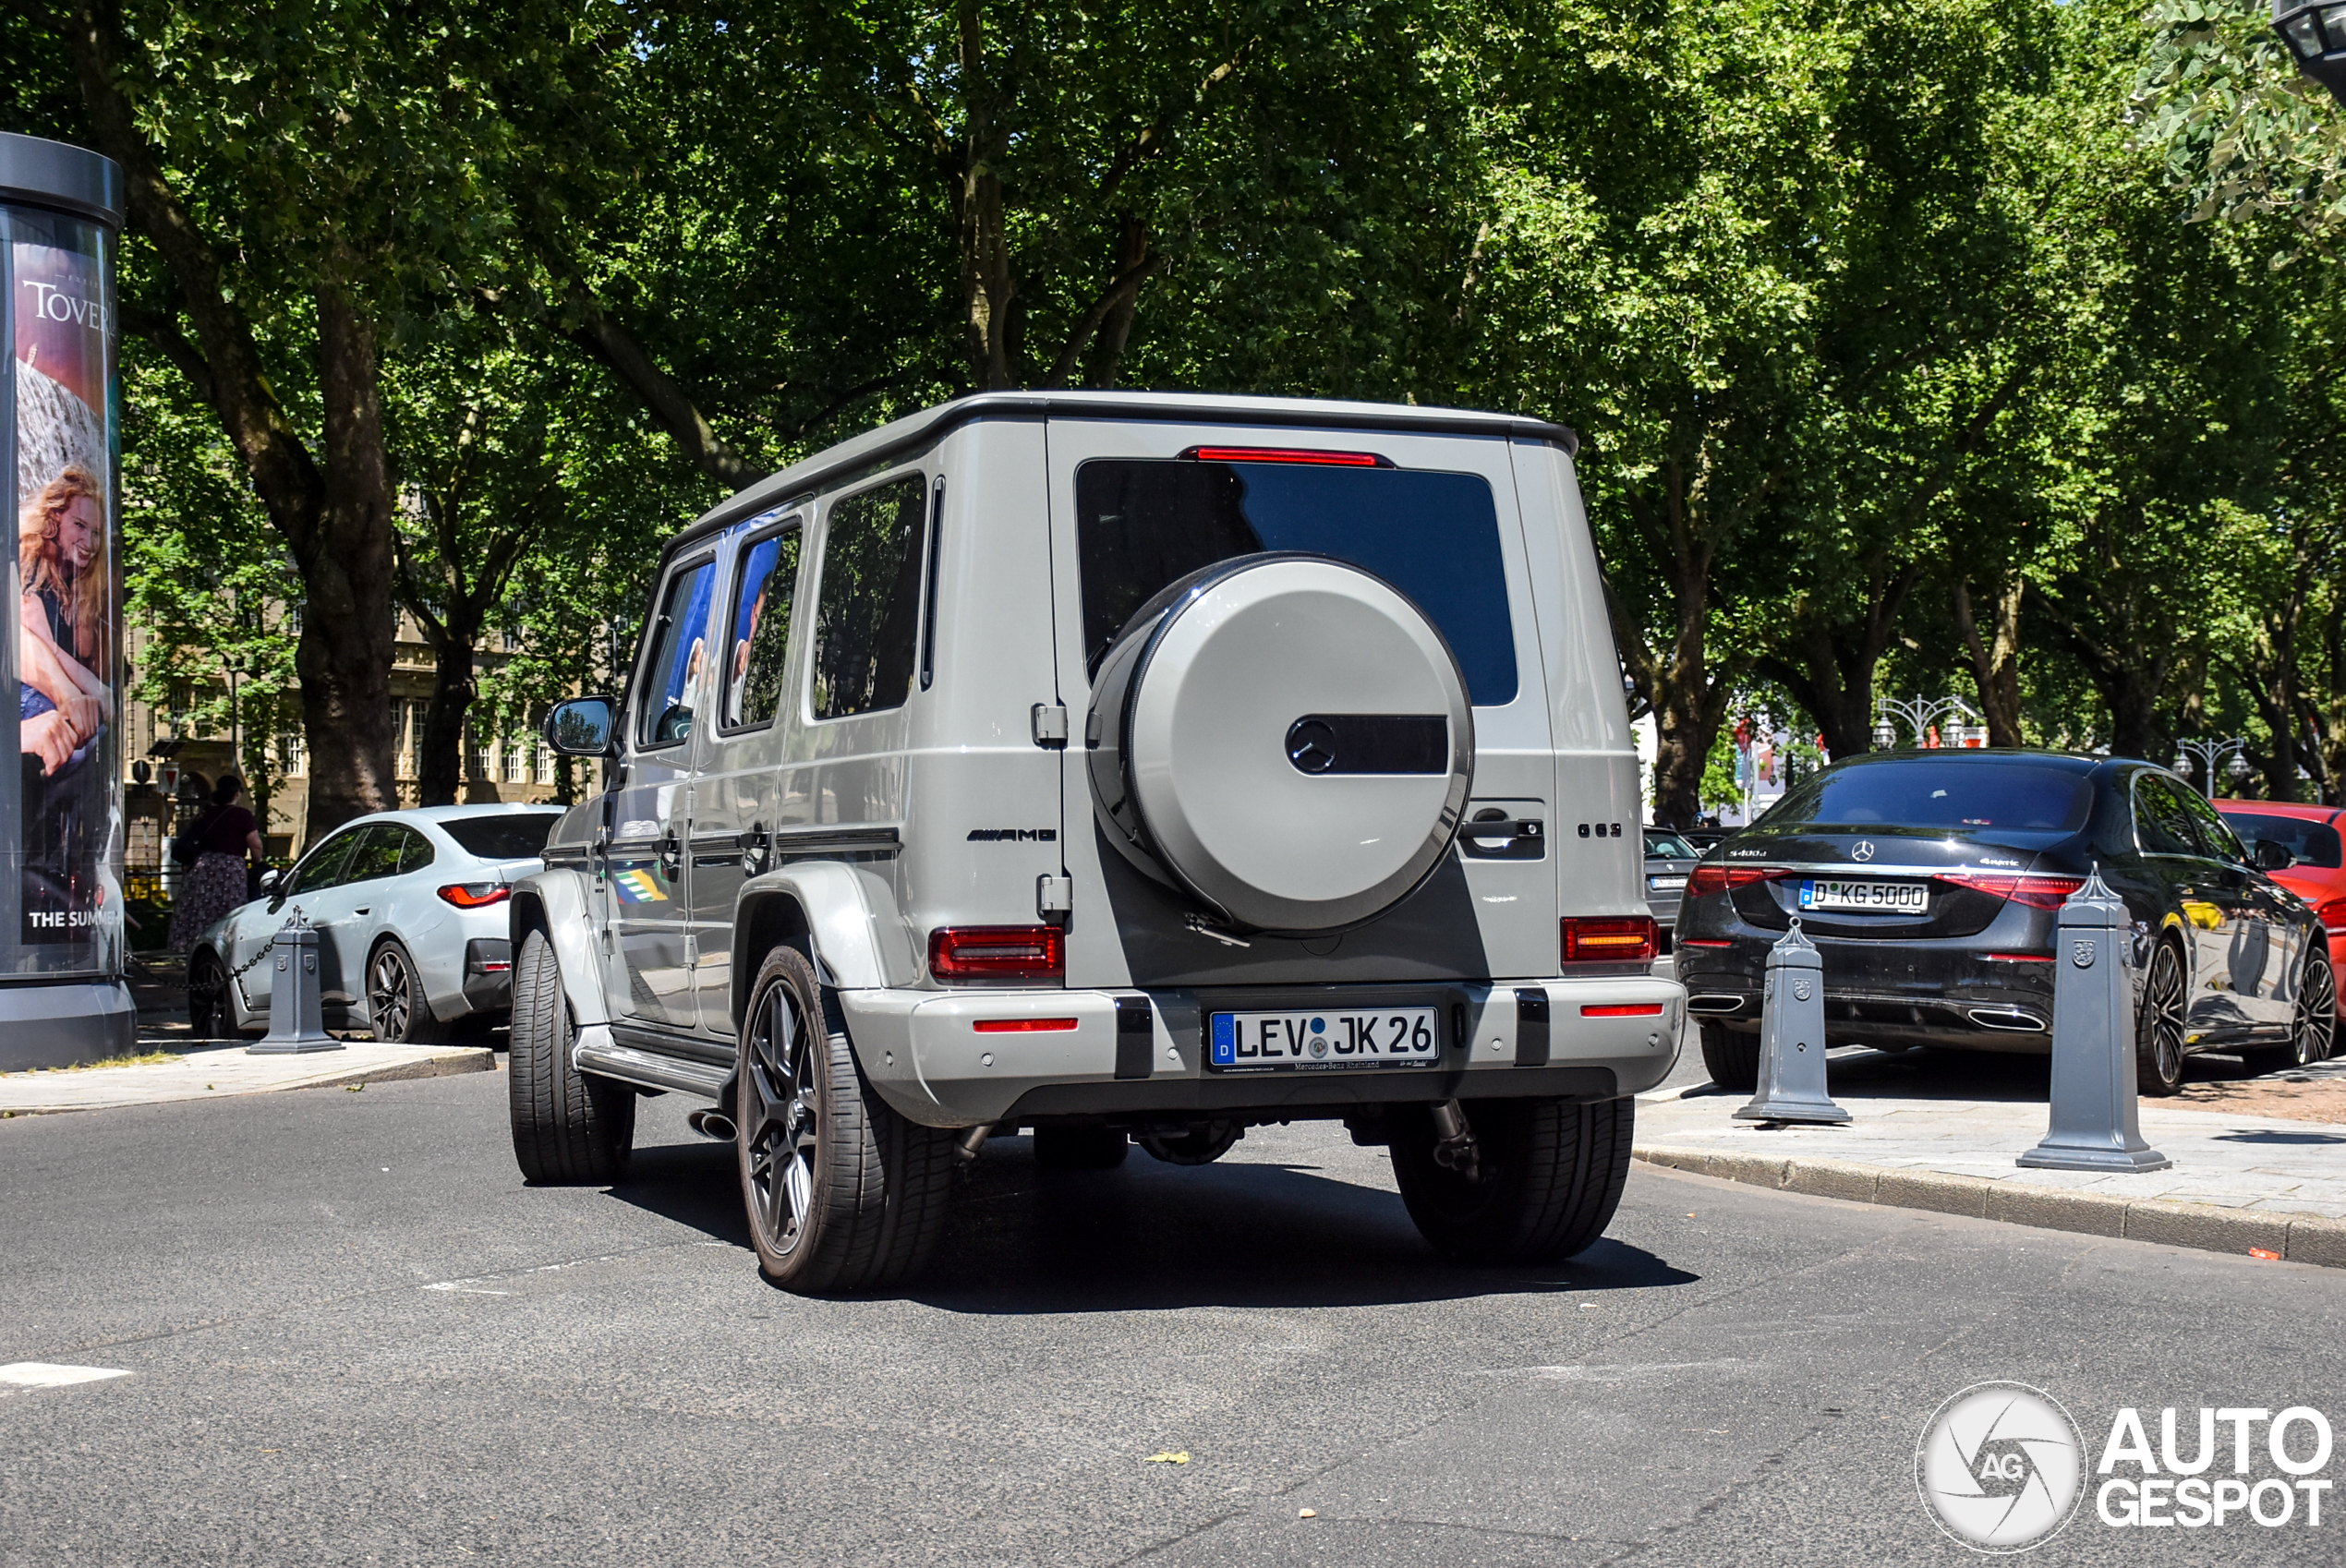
421,1284 -> 512,1296
1483,1358 -> 1754,1382
0,1362 -> 131,1390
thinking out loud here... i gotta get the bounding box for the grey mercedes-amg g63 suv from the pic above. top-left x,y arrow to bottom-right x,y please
513,391 -> 1683,1291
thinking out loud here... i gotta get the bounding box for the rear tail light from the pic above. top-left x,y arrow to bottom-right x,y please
1986,952 -> 2056,963
1180,444 -> 1391,468
1561,915 -> 1658,964
1684,864 -> 1787,899
438,882 -> 510,909
972,1018 -> 1079,1033
928,925 -> 1066,983
2320,899 -> 2346,934
1938,873 -> 2085,911
1581,1002 -> 1666,1018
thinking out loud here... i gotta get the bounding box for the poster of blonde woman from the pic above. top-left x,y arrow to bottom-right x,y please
13,216 -> 118,967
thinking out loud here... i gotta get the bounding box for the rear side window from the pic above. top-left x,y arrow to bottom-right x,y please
442,813 -> 561,861
341,826 -> 406,887
1075,458 -> 1518,706
2133,775 -> 2201,856
636,559 -> 718,747
811,476 -> 927,719
2176,787 -> 2249,863
1772,760 -> 2095,833
395,826 -> 437,874
723,525 -> 802,730
2225,810 -> 2344,869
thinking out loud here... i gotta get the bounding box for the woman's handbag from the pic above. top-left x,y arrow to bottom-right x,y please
168,808 -> 216,867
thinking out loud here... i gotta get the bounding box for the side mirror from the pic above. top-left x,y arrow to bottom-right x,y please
545,696 -> 620,758
2255,838 -> 2297,872
258,868 -> 280,893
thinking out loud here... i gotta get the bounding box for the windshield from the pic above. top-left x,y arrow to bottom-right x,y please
1766,760 -> 2094,834
441,813 -> 562,862
2223,811 -> 2344,870
1074,457 -> 1518,705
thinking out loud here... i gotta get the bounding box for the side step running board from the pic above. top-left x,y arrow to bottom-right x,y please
574,1027 -> 730,1100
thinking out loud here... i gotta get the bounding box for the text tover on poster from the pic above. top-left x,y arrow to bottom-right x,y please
0,131 -> 131,1066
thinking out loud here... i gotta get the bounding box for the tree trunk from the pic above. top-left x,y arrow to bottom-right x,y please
417,633 -> 477,808
295,283 -> 400,836
1953,574 -> 2026,747
1760,563 -> 1919,762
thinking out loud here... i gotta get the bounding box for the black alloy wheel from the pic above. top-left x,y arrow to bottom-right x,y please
2247,948 -> 2337,1075
187,950 -> 228,1040
2135,940 -> 2188,1097
742,970 -> 823,1263
367,941 -> 445,1044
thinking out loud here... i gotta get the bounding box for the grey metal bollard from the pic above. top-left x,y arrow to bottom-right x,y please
2018,869 -> 2170,1173
1734,919 -> 1849,1125
246,911 -> 344,1055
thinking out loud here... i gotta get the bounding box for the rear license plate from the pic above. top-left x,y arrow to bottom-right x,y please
1207,1007 -> 1442,1072
1799,879 -> 1928,914
1649,874 -> 1687,891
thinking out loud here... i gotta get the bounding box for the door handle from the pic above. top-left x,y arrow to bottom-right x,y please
659,830 -> 683,877
740,823 -> 771,876
353,908 -> 369,916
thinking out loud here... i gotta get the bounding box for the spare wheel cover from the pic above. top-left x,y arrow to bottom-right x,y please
1105,553 -> 1473,933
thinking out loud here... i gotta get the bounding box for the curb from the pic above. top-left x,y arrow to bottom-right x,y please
286,1046 -> 497,1093
1634,1143 -> 2345,1269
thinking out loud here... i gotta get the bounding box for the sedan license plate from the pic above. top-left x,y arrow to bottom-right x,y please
1799,878 -> 1928,915
1649,874 -> 1687,891
1207,1007 -> 1441,1072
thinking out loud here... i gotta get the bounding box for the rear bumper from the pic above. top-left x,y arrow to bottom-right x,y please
841,976 -> 1687,1128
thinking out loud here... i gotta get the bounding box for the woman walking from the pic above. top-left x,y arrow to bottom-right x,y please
168,775 -> 263,952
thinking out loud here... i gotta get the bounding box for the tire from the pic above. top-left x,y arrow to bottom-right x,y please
2245,947 -> 2337,1075
187,949 -> 228,1040
1390,1095 -> 1634,1265
1699,1021 -> 1760,1093
736,946 -> 955,1293
2135,939 -> 2188,1097
508,928 -> 635,1184
1032,1127 -> 1131,1170
366,939 -> 447,1044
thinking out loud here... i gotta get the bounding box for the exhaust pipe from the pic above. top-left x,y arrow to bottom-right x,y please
956,1123 -> 995,1163
1687,994 -> 1747,1015
1967,1007 -> 2048,1033
686,1108 -> 736,1141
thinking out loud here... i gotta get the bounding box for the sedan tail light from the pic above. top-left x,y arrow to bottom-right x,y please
1562,914 -> 1658,964
2320,898 -> 2346,934
928,925 -> 1066,983
438,882 -> 510,909
1684,864 -> 1788,899
1937,873 -> 2085,911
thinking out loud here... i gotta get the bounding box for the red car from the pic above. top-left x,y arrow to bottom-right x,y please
2215,799 -> 2346,1011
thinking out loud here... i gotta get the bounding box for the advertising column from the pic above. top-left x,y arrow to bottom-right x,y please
0,131 -> 131,1067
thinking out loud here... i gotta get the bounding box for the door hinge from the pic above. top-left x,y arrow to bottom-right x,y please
1032,703 -> 1070,748
1036,874 -> 1074,920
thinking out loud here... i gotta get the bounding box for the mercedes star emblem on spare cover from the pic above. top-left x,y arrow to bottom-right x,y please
1852,840 -> 1876,862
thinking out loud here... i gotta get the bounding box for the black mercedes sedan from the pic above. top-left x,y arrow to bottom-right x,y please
1675,750 -> 2336,1095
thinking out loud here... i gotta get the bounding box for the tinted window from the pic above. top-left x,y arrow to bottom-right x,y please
342,826 -> 405,886
1645,830 -> 1696,858
1074,458 -> 1518,705
636,559 -> 718,747
394,826 -> 437,874
724,525 -> 801,729
441,813 -> 561,861
284,829 -> 362,896
2134,775 -> 2200,857
2224,811 -> 2344,869
1772,760 -> 2095,833
811,476 -> 926,720
2176,788 -> 2249,863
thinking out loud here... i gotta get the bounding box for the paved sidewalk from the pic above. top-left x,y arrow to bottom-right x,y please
0,1041 -> 493,1116
1635,1050 -> 2346,1267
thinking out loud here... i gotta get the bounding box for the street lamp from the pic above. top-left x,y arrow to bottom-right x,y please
2172,736 -> 2251,798
2273,0 -> 2346,105
1874,694 -> 1981,751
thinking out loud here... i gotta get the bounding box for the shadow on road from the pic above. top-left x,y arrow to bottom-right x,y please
601,1130 -> 1699,1311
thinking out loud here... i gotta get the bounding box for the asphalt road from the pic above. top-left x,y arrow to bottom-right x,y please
3,1067 -> 2340,1567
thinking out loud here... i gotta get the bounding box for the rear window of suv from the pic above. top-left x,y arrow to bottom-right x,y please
441,812 -> 562,861
1767,760 -> 2094,833
1074,457 -> 1518,706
